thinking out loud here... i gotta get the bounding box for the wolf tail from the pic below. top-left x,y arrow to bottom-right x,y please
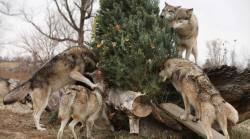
220,101 -> 239,124
93,90 -> 103,108
3,81 -> 31,105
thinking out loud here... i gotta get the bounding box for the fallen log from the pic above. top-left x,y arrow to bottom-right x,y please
107,87 -> 152,134
204,65 -> 250,124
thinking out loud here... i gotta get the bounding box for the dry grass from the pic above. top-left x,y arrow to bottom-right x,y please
0,62 -> 21,69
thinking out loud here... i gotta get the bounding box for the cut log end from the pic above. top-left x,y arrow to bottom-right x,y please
132,95 -> 152,117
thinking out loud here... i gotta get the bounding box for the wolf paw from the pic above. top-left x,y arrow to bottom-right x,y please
180,115 -> 188,121
79,125 -> 85,133
37,127 -> 47,131
92,83 -> 99,89
110,125 -> 115,132
192,117 -> 199,122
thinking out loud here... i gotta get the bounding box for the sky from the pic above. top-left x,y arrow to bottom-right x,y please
1,0 -> 250,66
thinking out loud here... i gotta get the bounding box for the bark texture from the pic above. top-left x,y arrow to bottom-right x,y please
107,87 -> 152,134
204,65 -> 250,124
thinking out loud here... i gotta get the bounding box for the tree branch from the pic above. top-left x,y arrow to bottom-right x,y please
53,0 -> 78,31
64,0 -> 78,30
22,11 -> 78,43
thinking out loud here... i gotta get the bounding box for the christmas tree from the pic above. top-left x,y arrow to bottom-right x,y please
92,0 -> 178,96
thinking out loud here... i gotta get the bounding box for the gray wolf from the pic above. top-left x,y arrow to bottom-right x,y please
160,2 -> 181,24
0,77 -> 32,110
57,71 -> 114,139
159,58 -> 238,139
172,8 -> 199,64
160,3 -> 198,64
3,46 -> 101,131
0,77 -> 21,98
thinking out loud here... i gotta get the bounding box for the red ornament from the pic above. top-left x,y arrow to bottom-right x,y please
116,25 -> 120,30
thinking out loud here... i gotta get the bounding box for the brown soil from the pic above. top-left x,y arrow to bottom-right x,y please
0,108 -> 145,139
0,109 -> 60,139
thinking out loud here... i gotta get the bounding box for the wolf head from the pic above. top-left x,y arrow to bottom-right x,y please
160,2 -> 181,23
159,60 -> 173,82
172,8 -> 193,29
8,79 -> 21,90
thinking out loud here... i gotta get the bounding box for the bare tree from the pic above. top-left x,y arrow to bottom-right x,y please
0,0 -> 20,16
203,39 -> 230,68
0,18 -> 5,49
16,30 -> 61,64
21,0 -> 96,49
230,40 -> 237,66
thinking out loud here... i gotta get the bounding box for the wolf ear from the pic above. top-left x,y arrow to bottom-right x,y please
186,8 -> 193,17
175,6 -> 181,9
165,2 -> 168,6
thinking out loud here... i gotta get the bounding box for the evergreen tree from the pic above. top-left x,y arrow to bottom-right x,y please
92,0 -> 178,96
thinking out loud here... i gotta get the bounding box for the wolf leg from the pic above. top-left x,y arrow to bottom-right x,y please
86,118 -> 95,139
217,114 -> 230,139
202,120 -> 213,139
192,42 -> 198,64
192,103 -> 201,122
68,118 -> 80,139
57,115 -> 71,139
180,93 -> 190,121
79,117 -> 87,133
201,103 -> 215,139
70,70 -> 98,89
31,87 -> 51,131
185,47 -> 192,61
178,46 -> 185,58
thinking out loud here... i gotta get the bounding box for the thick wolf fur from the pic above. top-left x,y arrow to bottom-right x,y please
3,46 -> 100,131
160,2 -> 181,23
0,77 -> 32,110
161,3 -> 198,64
57,73 -> 114,139
159,58 -> 238,139
172,8 -> 199,64
0,77 -> 21,98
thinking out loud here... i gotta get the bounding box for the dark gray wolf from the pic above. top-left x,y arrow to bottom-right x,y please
159,58 -> 238,139
3,46 -> 100,131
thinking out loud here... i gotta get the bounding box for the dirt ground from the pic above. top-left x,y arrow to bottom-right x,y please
0,104 -> 145,139
2,102 -> 250,139
0,108 -> 59,139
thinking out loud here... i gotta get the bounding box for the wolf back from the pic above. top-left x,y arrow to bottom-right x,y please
3,46 -> 99,131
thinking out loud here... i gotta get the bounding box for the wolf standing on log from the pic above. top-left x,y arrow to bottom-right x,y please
161,2 -> 198,64
3,46 -> 100,131
159,58 -> 238,139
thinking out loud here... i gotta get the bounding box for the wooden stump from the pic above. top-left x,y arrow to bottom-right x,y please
107,87 -> 152,134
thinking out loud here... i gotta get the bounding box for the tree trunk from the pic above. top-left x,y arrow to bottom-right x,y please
204,65 -> 250,127
42,65 -> 250,136
106,87 -> 152,134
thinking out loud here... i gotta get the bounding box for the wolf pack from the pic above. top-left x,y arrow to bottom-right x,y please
0,2 -> 238,139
